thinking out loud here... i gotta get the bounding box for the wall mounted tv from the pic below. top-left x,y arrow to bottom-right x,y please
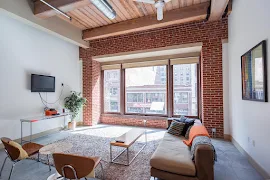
31,74 -> 55,92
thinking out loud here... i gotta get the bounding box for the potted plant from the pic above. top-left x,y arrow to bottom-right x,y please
64,91 -> 87,130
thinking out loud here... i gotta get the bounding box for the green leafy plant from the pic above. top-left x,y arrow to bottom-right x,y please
64,91 -> 87,121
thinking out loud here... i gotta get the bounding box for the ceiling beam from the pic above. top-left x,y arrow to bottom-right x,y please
209,0 -> 229,21
34,0 -> 90,18
83,2 -> 210,41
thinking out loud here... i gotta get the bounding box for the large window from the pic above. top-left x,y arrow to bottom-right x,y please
173,64 -> 198,116
125,66 -> 167,115
103,70 -> 120,112
102,58 -> 200,117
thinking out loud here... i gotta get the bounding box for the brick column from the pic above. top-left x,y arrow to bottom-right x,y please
92,60 -> 101,125
201,39 -> 224,138
80,48 -> 93,126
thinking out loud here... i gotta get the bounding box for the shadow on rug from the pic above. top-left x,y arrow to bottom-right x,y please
32,133 -> 161,180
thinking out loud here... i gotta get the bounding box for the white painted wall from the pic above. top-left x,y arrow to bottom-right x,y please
0,12 -> 81,141
0,0 -> 89,48
222,42 -> 230,135
228,0 -> 270,175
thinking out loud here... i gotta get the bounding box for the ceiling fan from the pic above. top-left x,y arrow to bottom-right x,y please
134,0 -> 171,21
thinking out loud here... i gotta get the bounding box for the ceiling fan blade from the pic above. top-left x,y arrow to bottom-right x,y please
156,6 -> 163,21
133,0 -> 155,4
164,0 -> 171,3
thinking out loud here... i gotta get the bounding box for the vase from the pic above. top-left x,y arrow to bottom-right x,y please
68,121 -> 76,130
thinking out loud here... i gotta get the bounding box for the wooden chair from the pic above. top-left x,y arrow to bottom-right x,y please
53,153 -> 104,180
0,137 -> 44,180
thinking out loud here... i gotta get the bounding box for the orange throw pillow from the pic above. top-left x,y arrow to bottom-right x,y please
183,125 -> 210,146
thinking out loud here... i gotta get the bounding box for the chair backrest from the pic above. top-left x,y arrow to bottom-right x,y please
1,137 -> 20,161
53,153 -> 95,179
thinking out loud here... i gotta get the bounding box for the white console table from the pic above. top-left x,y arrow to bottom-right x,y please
20,113 -> 71,144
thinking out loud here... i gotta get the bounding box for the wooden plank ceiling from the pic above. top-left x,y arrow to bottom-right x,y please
63,0 -> 210,30
33,0 -> 231,41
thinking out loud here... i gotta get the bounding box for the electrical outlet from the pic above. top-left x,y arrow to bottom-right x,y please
252,140 -> 255,147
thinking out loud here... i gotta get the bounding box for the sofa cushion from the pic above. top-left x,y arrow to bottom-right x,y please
167,121 -> 185,137
181,120 -> 195,136
150,133 -> 196,176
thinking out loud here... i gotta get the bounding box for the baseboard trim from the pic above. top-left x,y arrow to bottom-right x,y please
224,134 -> 232,141
0,127 -> 62,149
231,137 -> 270,179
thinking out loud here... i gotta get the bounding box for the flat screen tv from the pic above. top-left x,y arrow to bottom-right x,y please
31,74 -> 55,92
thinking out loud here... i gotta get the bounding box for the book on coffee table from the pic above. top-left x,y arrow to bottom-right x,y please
115,139 -> 125,143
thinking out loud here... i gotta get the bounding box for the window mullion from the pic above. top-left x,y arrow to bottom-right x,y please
120,67 -> 125,115
168,61 -> 173,118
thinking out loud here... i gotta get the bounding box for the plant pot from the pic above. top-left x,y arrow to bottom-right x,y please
68,121 -> 76,130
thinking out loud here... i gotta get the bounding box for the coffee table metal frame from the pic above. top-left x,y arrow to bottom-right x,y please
110,130 -> 147,166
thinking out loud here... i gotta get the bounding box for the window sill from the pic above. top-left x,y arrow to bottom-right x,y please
101,113 -> 168,120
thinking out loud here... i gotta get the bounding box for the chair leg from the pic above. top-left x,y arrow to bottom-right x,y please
46,155 -> 51,171
37,152 -> 40,162
100,162 -> 105,180
0,156 -> 8,177
8,163 -> 16,180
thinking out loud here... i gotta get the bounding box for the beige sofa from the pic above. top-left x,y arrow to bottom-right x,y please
150,120 -> 214,180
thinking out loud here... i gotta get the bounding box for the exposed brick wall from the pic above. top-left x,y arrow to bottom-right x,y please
80,18 -> 228,138
101,114 -> 167,129
80,49 -> 92,126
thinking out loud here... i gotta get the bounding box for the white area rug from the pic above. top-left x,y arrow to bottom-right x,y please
34,125 -> 165,180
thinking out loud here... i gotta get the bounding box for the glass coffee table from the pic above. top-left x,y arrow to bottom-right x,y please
39,142 -> 73,180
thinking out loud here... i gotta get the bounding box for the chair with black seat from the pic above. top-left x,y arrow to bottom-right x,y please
0,137 -> 45,180
53,153 -> 104,180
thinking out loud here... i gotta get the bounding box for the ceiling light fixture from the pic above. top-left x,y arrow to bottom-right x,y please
91,0 -> 116,20
39,0 -> 72,21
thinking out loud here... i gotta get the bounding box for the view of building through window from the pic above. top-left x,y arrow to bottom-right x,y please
173,64 -> 198,116
125,66 -> 167,114
103,63 -> 198,116
103,69 -> 120,112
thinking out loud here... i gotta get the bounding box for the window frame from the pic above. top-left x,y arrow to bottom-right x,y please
171,63 -> 200,118
101,69 -> 121,114
101,59 -> 200,119
123,65 -> 169,117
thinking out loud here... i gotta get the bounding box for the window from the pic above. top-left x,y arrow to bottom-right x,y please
173,64 -> 198,116
125,66 -> 167,114
104,70 -> 120,112
102,58 -> 199,118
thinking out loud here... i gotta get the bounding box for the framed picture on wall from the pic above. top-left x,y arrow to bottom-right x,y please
241,40 -> 268,102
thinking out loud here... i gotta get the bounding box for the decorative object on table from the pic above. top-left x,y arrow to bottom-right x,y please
241,40 -> 268,102
45,108 -> 58,116
64,91 -> 87,130
53,153 -> 104,180
0,137 -> 44,180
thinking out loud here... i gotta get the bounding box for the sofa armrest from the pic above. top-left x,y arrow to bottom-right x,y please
194,144 -> 214,180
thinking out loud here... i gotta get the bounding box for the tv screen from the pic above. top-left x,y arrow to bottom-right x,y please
31,74 -> 55,92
